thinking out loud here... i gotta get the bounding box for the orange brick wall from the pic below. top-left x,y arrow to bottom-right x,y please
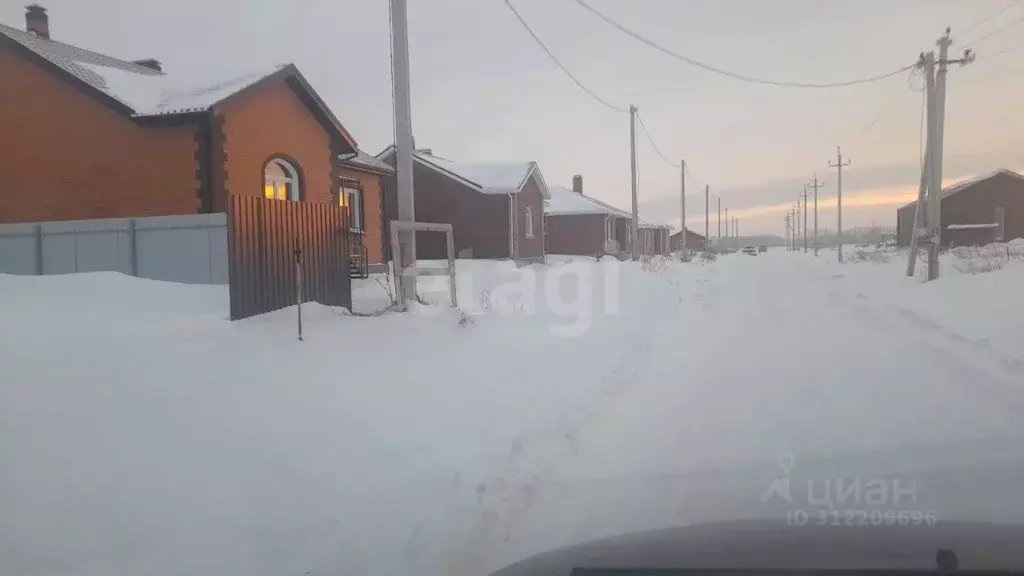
0,48 -> 199,224
338,167 -> 384,264
218,81 -> 332,205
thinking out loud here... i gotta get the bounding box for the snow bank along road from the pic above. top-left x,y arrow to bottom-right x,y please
2,250 -> 1024,576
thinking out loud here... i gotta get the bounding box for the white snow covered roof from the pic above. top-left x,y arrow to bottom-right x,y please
0,22 -> 330,120
76,61 -> 285,116
941,168 -> 1024,198
376,147 -> 551,198
900,169 -> 1024,210
547,185 -> 630,217
420,157 -> 531,194
339,150 -> 395,175
546,185 -> 670,228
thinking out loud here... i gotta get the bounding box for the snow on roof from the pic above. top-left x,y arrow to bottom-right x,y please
900,169 -> 1024,210
418,154 -> 534,194
1,23 -> 284,117
378,147 -> 550,197
546,185 -> 670,228
547,185 -> 630,216
77,61 -> 284,116
339,150 -> 395,175
941,168 -> 1024,198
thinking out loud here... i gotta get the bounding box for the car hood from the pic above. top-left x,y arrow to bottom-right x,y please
488,435 -> 1024,575
491,519 -> 1024,575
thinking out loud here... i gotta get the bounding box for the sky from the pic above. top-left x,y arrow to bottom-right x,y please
3,0 -> 1023,235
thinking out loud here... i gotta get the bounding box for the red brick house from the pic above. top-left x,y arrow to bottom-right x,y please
377,147 -> 550,262
670,228 -> 707,251
546,175 -> 630,256
546,175 -> 671,257
0,5 -> 377,254
338,151 -> 395,272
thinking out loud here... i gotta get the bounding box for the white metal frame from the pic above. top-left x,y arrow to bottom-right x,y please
389,220 -> 457,308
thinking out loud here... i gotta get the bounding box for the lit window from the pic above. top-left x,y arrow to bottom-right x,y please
340,182 -> 363,232
264,158 -> 300,201
525,206 -> 535,238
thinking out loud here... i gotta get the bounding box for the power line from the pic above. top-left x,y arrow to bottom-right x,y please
568,0 -> 916,88
853,84 -> 911,142
502,0 -> 628,113
965,13 -> 1024,48
635,112 -> 681,168
989,42 -> 1024,56
961,0 -> 1024,39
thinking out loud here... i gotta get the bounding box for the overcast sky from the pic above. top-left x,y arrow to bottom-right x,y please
5,0 -> 1023,234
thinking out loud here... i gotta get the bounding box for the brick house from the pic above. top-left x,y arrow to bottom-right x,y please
338,151 -> 395,273
377,147 -> 549,262
546,175 -> 630,256
896,169 -> 1024,247
0,5 -> 380,267
670,228 -> 707,251
546,175 -> 671,257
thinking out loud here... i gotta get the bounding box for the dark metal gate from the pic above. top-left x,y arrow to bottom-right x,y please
227,195 -> 351,320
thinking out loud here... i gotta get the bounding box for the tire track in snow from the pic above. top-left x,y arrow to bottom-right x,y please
441,266 -> 712,575
824,284 -> 1024,420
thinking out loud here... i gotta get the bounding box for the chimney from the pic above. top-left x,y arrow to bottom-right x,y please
572,174 -> 583,194
132,59 -> 163,72
25,4 -> 49,39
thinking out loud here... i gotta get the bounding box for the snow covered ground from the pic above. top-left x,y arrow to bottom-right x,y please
2,248 -> 1024,576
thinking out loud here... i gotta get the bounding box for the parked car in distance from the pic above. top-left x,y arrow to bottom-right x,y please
742,245 -> 758,256
758,245 -> 768,253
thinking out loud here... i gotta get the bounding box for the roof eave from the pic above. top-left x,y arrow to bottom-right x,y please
0,30 -> 135,117
524,163 -> 552,200
209,64 -> 358,153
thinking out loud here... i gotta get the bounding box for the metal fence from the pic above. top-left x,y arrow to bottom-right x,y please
227,195 -> 352,321
0,213 -> 228,284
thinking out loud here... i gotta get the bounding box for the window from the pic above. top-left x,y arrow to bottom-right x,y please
339,181 -> 363,232
605,216 -> 615,241
264,158 -> 300,201
525,206 -> 535,238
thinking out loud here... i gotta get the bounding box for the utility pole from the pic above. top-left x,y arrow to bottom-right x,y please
724,207 -> 729,250
829,147 -> 851,263
908,51 -> 933,277
794,197 -> 801,253
629,105 -> 639,261
390,0 -> 417,302
705,185 -> 710,250
734,216 -> 739,249
927,29 -> 973,280
717,198 -> 722,244
784,213 -> 791,251
791,207 -> 797,251
680,159 -> 688,260
799,189 -> 810,253
807,174 -> 822,256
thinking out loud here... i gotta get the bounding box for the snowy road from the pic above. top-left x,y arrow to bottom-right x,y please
3,249 -> 1024,576
473,251 -> 1024,574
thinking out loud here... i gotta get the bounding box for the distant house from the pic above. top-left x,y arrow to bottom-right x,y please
896,169 -> 1024,247
377,147 -> 550,262
546,175 -> 631,256
640,223 -> 672,256
670,228 -> 707,251
0,5 -> 364,226
546,175 -> 670,257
